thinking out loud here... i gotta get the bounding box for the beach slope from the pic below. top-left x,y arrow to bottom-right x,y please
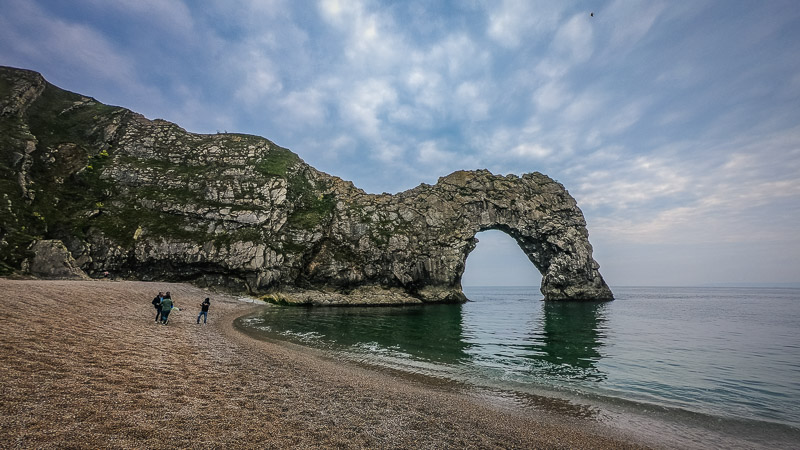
0,279 -> 642,448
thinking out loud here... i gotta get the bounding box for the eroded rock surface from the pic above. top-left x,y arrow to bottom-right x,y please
0,66 -> 612,303
21,239 -> 89,280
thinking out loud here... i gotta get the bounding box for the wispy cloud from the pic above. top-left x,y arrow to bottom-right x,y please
486,0 -> 564,48
552,13 -> 594,63
585,127 -> 800,249
0,0 -> 137,85
276,88 -> 328,127
234,55 -> 283,105
533,81 -> 570,112
603,0 -> 666,55
341,78 -> 398,139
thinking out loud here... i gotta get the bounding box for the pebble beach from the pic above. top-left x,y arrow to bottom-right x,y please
0,279 -> 648,448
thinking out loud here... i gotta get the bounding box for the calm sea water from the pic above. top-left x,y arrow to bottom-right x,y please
237,286 -> 800,448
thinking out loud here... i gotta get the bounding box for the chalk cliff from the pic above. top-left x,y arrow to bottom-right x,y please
0,66 -> 612,303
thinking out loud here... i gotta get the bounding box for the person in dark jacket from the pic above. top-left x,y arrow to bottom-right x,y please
197,297 -> 211,324
152,292 -> 164,322
160,292 -> 175,325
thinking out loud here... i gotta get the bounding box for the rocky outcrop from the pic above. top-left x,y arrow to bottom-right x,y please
0,66 -> 613,303
21,239 -> 89,280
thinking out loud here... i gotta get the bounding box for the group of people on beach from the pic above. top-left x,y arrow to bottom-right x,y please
151,291 -> 211,325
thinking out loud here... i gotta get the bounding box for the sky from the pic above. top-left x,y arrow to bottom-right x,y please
1,0 -> 799,287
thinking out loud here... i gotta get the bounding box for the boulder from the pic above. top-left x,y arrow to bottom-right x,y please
23,240 -> 89,280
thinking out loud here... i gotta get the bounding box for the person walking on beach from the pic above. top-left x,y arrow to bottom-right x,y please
160,292 -> 176,325
197,297 -> 210,324
152,291 -> 164,323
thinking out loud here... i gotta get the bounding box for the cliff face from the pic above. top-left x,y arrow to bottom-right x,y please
0,66 -> 613,303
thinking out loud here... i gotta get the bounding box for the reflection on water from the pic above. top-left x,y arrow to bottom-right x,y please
243,287 -> 609,385
457,287 -> 608,384
535,301 -> 609,381
247,302 -> 473,364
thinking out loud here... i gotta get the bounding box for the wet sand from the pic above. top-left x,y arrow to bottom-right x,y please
0,279 -> 649,448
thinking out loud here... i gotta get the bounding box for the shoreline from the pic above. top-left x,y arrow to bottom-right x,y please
1,279 -> 646,448
233,305 -> 800,450
231,309 -> 607,421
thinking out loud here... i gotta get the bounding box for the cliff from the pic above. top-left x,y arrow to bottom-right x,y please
0,66 -> 612,303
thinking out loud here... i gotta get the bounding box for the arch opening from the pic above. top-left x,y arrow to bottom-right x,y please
461,230 -> 543,288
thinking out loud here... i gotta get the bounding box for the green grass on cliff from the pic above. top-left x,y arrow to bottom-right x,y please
255,146 -> 300,178
26,83 -> 120,150
285,175 -> 336,230
253,144 -> 337,231
0,78 -> 121,273
25,81 -> 121,222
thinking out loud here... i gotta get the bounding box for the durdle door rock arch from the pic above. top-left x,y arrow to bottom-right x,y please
0,66 -> 613,304
306,170 -> 614,304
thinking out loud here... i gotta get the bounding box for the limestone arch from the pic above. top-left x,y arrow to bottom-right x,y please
451,199 -> 613,302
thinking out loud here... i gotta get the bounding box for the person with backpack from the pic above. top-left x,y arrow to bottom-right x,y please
197,297 -> 210,324
160,292 -> 176,325
152,291 -> 164,322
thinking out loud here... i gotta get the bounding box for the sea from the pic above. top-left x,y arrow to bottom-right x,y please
236,286 -> 800,449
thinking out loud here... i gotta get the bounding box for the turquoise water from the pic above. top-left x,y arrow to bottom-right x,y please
237,286 -> 800,448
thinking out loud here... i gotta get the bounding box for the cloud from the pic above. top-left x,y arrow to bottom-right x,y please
372,142 -> 405,164
166,87 -> 237,135
533,58 -> 571,79
605,0 -> 665,52
403,67 -> 447,115
576,154 -> 692,209
552,13 -> 594,63
454,81 -> 490,121
583,127 -> 800,249
237,0 -> 290,19
510,143 -> 552,160
486,0 -> 564,48
532,81 -> 570,111
420,33 -> 490,79
318,0 -> 350,24
593,175 -> 800,246
318,0 -> 404,69
417,141 -> 455,165
342,78 -> 398,138
0,0 -> 137,85
561,90 -> 606,123
605,99 -> 649,135
235,61 -> 283,104
655,64 -> 702,87
277,88 -> 327,126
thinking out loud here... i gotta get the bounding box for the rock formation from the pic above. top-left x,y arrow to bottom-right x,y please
21,239 -> 89,280
0,66 -> 613,303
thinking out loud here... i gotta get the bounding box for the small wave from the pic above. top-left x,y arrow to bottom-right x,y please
280,330 -> 325,342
